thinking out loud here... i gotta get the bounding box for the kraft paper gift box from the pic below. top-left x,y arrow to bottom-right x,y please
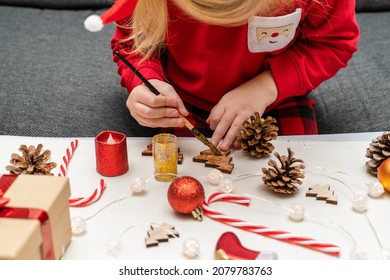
0,174 -> 72,260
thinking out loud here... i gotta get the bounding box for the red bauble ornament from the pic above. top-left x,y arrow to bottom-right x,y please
167,176 -> 205,214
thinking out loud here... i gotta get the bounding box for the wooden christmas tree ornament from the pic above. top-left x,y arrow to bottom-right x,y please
145,223 -> 180,247
306,184 -> 338,205
193,149 -> 234,174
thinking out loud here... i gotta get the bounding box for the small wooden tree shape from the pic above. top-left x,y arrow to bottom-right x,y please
193,149 -> 234,174
145,223 -> 180,247
306,184 -> 338,205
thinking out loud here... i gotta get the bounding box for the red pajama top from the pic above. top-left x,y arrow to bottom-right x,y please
111,0 -> 359,113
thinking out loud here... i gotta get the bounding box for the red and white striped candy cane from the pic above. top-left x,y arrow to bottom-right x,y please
202,192 -> 341,257
58,139 -> 79,177
68,179 -> 106,207
58,139 -> 106,207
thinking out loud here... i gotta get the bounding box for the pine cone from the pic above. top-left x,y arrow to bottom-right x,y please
5,144 -> 57,175
262,148 -> 305,194
238,113 -> 279,158
365,132 -> 390,175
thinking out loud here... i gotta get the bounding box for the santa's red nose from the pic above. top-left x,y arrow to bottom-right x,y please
271,32 -> 279,37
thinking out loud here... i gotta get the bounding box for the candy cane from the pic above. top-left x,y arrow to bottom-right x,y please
58,139 -> 106,207
57,139 -> 79,177
68,179 -> 106,207
202,192 -> 341,257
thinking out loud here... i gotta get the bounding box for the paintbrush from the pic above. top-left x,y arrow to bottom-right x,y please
115,51 -> 222,156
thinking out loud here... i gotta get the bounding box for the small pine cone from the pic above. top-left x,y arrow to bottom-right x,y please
5,144 -> 57,175
262,147 -> 305,194
238,113 -> 279,158
365,132 -> 390,175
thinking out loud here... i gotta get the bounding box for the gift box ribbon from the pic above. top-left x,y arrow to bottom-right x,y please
0,174 -> 55,260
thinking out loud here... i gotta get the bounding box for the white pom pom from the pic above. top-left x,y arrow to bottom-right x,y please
84,15 -> 104,32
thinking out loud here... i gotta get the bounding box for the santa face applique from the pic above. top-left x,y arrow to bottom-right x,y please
248,8 -> 302,53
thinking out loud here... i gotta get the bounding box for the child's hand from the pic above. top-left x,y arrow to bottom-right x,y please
207,71 -> 278,151
126,79 -> 189,128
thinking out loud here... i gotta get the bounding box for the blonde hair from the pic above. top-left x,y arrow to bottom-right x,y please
126,0 -> 294,59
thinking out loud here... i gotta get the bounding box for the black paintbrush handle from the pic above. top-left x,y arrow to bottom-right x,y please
115,51 -> 160,96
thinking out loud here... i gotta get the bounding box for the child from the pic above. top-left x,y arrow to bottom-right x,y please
87,0 -> 359,151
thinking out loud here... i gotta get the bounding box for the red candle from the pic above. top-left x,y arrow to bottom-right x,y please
95,130 -> 129,176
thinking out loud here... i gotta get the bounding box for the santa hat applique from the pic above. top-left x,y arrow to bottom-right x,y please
84,0 -> 137,32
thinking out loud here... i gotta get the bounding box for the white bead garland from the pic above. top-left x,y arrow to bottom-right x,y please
131,176 -> 146,193
368,181 -> 385,198
219,177 -> 234,193
71,216 -> 86,236
105,238 -> 123,257
208,169 -> 224,185
352,194 -> 368,213
288,203 -> 305,222
183,237 -> 200,259
350,246 -> 368,260
378,248 -> 390,260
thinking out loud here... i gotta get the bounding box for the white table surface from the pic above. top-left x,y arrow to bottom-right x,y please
0,132 -> 389,260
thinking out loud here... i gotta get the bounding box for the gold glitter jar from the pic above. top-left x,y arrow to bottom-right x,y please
152,133 -> 178,182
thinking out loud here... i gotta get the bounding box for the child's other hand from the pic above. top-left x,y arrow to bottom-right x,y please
126,79 -> 189,128
207,71 -> 278,151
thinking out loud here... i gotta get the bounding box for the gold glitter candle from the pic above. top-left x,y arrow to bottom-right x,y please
152,133 -> 178,182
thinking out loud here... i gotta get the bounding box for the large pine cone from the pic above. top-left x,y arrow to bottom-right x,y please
5,144 -> 57,175
365,132 -> 390,175
238,113 -> 278,158
262,148 -> 305,194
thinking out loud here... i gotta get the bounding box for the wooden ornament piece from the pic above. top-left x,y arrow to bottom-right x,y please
306,184 -> 338,205
145,223 -> 180,247
142,143 -> 183,164
193,149 -> 234,174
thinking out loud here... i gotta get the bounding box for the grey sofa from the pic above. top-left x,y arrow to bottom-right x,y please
0,0 -> 389,137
